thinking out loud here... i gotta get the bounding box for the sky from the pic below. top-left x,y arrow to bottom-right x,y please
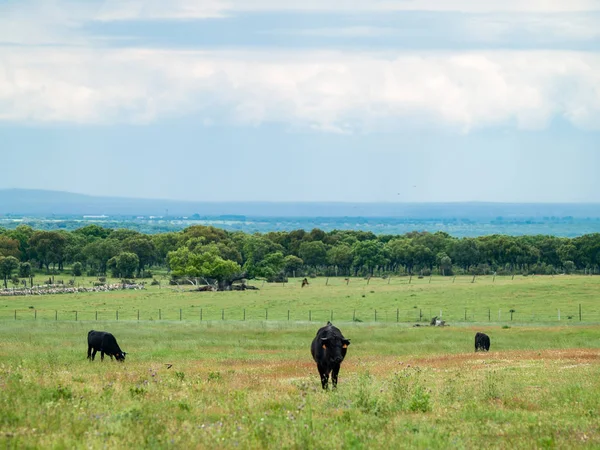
1,0 -> 599,203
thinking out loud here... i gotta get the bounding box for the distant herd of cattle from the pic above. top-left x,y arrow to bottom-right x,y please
87,324 -> 491,390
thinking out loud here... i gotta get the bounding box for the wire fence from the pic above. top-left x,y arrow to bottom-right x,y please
1,305 -> 598,324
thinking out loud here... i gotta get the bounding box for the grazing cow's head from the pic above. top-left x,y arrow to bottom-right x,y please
321,332 -> 350,364
115,352 -> 126,362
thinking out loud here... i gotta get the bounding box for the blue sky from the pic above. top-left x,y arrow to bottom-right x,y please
1,0 -> 599,202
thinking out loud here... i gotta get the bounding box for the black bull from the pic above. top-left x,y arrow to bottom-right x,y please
311,322 -> 350,389
87,330 -> 126,361
475,332 -> 491,352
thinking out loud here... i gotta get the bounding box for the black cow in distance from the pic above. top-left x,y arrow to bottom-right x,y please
311,322 -> 350,390
87,330 -> 126,362
475,332 -> 491,352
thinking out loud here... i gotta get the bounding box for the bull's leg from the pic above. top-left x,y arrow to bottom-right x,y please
101,351 -> 105,361
317,363 -> 330,390
109,354 -> 114,360
91,349 -> 97,361
87,345 -> 92,360
331,363 -> 341,389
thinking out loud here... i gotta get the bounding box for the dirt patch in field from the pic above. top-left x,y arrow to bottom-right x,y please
406,348 -> 599,369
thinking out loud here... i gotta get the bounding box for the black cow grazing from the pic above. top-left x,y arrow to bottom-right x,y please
311,322 -> 350,390
475,332 -> 491,352
87,330 -> 126,362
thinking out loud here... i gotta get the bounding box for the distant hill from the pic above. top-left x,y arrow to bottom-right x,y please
0,189 -> 599,219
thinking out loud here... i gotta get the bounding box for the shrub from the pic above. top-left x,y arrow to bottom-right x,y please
72,262 -> 83,277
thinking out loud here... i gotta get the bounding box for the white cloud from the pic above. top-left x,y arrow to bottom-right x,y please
95,0 -> 227,21
1,48 -> 599,132
95,0 -> 600,16
464,14 -> 600,43
226,0 -> 600,13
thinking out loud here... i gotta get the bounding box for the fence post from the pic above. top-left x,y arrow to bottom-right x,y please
488,308 -> 491,321
75,311 -> 78,321
464,308 -> 467,321
222,309 -> 224,320
288,310 -> 290,321
14,310 -> 16,320
499,309 -> 501,321
353,310 -> 356,322
200,308 -> 203,321
180,309 -> 182,321
396,308 -> 399,323
409,274 -> 412,284
244,309 -> 246,321
266,309 -> 268,320
56,310 -> 58,321
419,309 -> 422,321
579,304 -> 582,321
375,310 -> 377,322
558,309 -> 560,321
326,277 -> 329,286
116,311 -> 118,321
309,310 -> 311,322
159,309 -> 161,320
35,309 -> 37,320
330,310 -> 333,321
95,311 -> 97,321
429,276 -> 432,284
138,310 -> 140,321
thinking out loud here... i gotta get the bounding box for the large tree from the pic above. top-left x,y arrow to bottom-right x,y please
168,247 -> 244,290
327,244 -> 353,275
122,236 -> 156,275
107,252 -> 140,278
83,239 -> 121,274
0,236 -> 21,259
29,231 -> 68,272
298,241 -> 328,269
0,256 -> 19,288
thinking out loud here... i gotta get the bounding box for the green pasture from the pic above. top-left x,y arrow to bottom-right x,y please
1,321 -> 599,449
2,275 -> 600,324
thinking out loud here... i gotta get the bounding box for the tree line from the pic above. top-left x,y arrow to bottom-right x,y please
0,224 -> 599,289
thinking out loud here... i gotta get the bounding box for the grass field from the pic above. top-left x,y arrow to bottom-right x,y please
1,276 -> 600,448
2,275 -> 600,324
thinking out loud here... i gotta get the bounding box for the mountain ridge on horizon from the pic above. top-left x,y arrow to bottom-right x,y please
1,188 -> 599,218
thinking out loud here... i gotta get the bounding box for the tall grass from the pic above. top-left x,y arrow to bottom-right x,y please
1,321 -> 600,448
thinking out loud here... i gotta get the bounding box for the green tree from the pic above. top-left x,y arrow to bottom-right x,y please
241,235 -> 285,277
29,231 -> 68,272
436,252 -> 452,276
449,238 -> 481,270
18,262 -> 32,278
168,247 -> 243,290
72,262 -> 83,277
326,244 -> 354,275
7,225 -> 34,261
0,236 -> 21,259
283,255 -> 304,276
122,236 -> 156,275
83,239 -> 121,274
352,240 -> 388,276
73,224 -> 112,239
108,252 -> 139,278
298,241 -> 328,269
254,252 -> 285,279
152,232 -> 181,265
0,256 -> 19,288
